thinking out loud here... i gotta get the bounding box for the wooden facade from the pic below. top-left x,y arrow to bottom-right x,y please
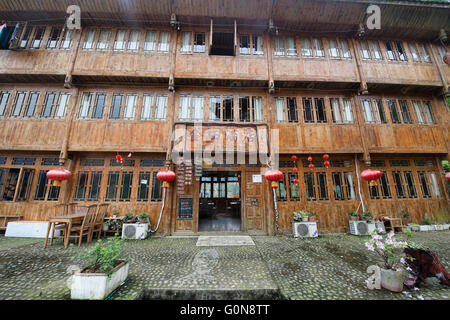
0,0 -> 449,235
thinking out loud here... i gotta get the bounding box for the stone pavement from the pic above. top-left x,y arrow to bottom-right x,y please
0,231 -> 449,300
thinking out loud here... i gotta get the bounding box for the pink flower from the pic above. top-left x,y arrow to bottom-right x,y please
365,242 -> 375,251
386,239 -> 394,245
376,241 -> 385,250
400,258 -> 406,264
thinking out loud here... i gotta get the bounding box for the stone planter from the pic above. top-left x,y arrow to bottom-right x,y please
380,268 -> 405,293
442,224 -> 450,230
70,260 -> 129,300
434,224 -> 444,231
419,225 -> 431,231
408,225 -> 420,232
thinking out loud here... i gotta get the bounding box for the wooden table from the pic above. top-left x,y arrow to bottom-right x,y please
44,213 -> 86,248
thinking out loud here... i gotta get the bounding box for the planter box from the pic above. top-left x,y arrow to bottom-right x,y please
442,224 -> 450,230
70,260 -> 129,300
428,225 -> 436,231
407,225 -> 420,232
419,225 -> 432,232
434,225 -> 444,231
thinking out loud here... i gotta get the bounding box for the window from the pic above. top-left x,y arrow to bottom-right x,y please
239,34 -> 250,55
109,94 -> 123,119
74,171 -> 89,201
150,172 -> 163,201
302,97 -> 327,123
330,98 -> 354,124
31,26 -> 45,49
127,30 -> 140,51
344,172 -> 357,200
304,172 -> 316,201
392,171 -> 406,199
78,92 -> 93,119
137,172 -> 151,201
87,172 -> 102,201
105,171 -> 120,201
209,96 -> 221,121
123,94 -> 137,120
413,100 -> 434,124
274,97 -> 286,122
436,44 -> 447,63
385,41 -> 396,60
301,38 -> 312,57
387,99 -> 401,124
312,38 -> 325,57
418,43 -> 431,63
154,95 -> 168,120
210,32 -> 234,56
19,26 -> 33,49
302,37 -> 325,57
238,96 -> 263,123
60,29 -> 73,49
379,172 -> 392,199
119,171 -> 133,201
398,100 -> 412,124
274,36 -> 297,56
404,171 -> 417,198
54,93 -> 70,119
361,99 -> 386,124
41,92 -> 57,118
222,96 -> 234,122
83,29 -> 96,49
315,98 -> 327,123
359,40 -> 371,59
97,29 -> 111,50
253,97 -> 263,122
178,95 -> 191,120
328,38 -> 351,59
239,96 -> 250,122
141,94 -> 154,120
369,40 -> 383,60
92,93 -> 106,119
428,171 -> 441,198
395,41 -> 407,61
144,31 -> 157,51
288,172 -> 300,201
114,30 -> 127,51
252,35 -> 263,55
412,100 -> 424,124
316,172 -> 329,200
417,171 -> 431,198
47,27 -> 62,49
422,102 -> 435,124
385,41 -> 407,61
194,32 -> 206,53
409,43 -> 420,62
0,91 -> 10,116
78,93 -> 105,119
158,31 -> 170,52
24,92 -> 39,118
302,97 -> 314,123
181,31 -> 193,53
276,173 -> 287,201
332,172 -> 345,200
287,98 -> 298,123
11,92 -> 26,117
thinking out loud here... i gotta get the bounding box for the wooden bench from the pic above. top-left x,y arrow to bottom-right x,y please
0,215 -> 23,232
383,217 -> 405,233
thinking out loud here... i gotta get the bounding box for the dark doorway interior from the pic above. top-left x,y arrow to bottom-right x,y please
198,171 -> 241,232
210,32 -> 235,56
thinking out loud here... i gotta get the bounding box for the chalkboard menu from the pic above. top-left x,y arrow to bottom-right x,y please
178,197 -> 193,220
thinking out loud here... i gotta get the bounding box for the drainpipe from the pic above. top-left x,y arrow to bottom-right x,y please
354,154 -> 366,213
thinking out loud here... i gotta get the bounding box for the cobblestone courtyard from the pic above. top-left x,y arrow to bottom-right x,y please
0,231 -> 449,300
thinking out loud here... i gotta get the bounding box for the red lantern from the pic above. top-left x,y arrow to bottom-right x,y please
127,153 -> 132,158
46,168 -> 71,187
446,172 -> 450,181
324,160 -> 330,167
323,154 -> 329,160
361,169 -> 383,186
116,154 -> 124,163
444,52 -> 450,65
265,169 -> 283,189
293,167 -> 298,172
307,156 -> 313,162
291,155 -> 297,161
309,163 -> 314,169
293,178 -> 299,184
157,170 -> 176,188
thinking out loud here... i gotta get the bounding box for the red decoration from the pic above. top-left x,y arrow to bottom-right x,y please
293,167 -> 298,172
293,178 -> 299,184
307,156 -> 313,162
291,155 -> 297,161
46,168 -> 71,181
127,153 -> 132,158
157,170 -> 176,188
324,160 -> 330,167
444,52 -> 450,65
264,169 -> 283,182
446,172 -> 450,181
361,169 -> 383,182
323,154 -> 329,160
115,154 -> 124,163
309,163 -> 314,169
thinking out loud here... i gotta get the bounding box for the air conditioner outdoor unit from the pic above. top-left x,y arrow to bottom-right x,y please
293,222 -> 318,238
349,221 -> 370,236
375,222 -> 386,233
122,223 -> 149,240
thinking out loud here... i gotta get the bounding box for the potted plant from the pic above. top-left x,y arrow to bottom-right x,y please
293,212 -> 302,222
362,211 -> 373,222
70,236 -> 128,300
102,221 -> 109,232
138,213 -> 149,224
308,211 -> 317,222
348,211 -> 359,221
364,230 -> 409,293
123,213 -> 137,224
419,218 -> 433,231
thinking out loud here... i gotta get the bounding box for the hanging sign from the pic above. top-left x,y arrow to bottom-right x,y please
178,197 -> 193,220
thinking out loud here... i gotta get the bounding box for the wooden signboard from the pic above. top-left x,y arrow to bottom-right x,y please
178,197 -> 193,220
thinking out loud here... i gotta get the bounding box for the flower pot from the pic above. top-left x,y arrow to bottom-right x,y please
380,268 -> 405,293
139,219 -> 148,224
308,216 -> 316,222
302,217 -> 308,222
102,224 -> 109,232
70,260 -> 129,300
350,216 -> 358,221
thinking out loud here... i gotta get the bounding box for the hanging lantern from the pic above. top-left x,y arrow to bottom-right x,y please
323,154 -> 329,160
157,170 -> 176,188
293,178 -> 299,184
309,163 -> 314,169
293,167 -> 298,172
127,153 -> 132,158
446,172 -> 450,181
324,160 -> 330,167
291,155 -> 297,161
444,52 -> 450,66
361,169 -> 383,186
307,156 -> 313,162
46,168 -> 71,187
116,154 -> 124,163
265,169 -> 283,189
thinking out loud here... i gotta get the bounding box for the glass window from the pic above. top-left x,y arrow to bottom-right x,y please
150,172 -> 162,201
178,95 -> 191,120
303,97 -> 314,123
222,96 -> 234,122
114,30 -> 126,50
154,95 -> 168,120
83,29 -> 96,49
409,43 -> 420,62
274,36 -> 284,56
417,171 -> 431,198
360,40 -> 371,59
24,92 -> 39,118
209,96 -> 221,121
287,97 -> 298,123
79,92 -> 92,119
192,96 -> 204,121
313,38 -> 325,57
11,92 -> 26,117
55,93 -> 70,119
330,98 -> 342,123
41,92 -> 56,118
127,30 -> 140,50
392,171 -> 406,199
181,31 -> 192,53
47,27 -> 61,49
119,172 -> 133,201
97,29 -> 111,50
385,41 -> 396,61
375,99 -> 387,123
328,38 -> 339,58
276,173 -> 287,201
194,32 -> 205,53
137,172 -> 150,201
34,170 -> 48,201
286,37 -> 297,56
31,26 -> 45,49
412,100 -> 424,124
60,29 -> 73,49
253,35 -> 263,55
74,171 -> 89,201
92,93 -> 106,119
19,26 -> 33,48
332,172 -> 345,200
105,171 -> 119,201
301,38 -> 312,57
387,99 -> 401,124
124,94 -> 137,120
362,99 -> 374,123
418,43 -> 431,63
379,171 -> 392,199
369,40 -> 383,60
253,96 -> 263,122
275,97 -> 285,122
428,171 -> 441,198
344,172 -> 356,200
288,173 -> 300,201
0,91 -> 10,116
239,96 -> 250,122
239,34 -> 250,55
158,31 -> 170,52
144,31 -> 157,51
110,94 -> 123,119
398,100 -> 411,124
316,172 -> 329,200
304,172 -> 316,201
141,94 -> 154,120
340,39 -> 351,58
395,41 -> 407,61
315,98 -> 327,123
422,102 -> 435,124
404,171 -> 417,198
342,99 -> 353,123
87,172 -> 102,201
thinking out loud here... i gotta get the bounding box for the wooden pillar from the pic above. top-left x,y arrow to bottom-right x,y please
429,43 -> 449,97
350,38 -> 368,95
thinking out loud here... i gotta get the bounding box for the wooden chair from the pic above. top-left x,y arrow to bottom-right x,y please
89,203 -> 109,241
67,204 -> 98,246
49,203 -> 87,245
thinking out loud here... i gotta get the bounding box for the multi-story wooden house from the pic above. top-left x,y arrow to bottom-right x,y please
0,0 -> 448,235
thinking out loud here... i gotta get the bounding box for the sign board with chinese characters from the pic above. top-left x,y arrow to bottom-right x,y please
178,197 -> 193,220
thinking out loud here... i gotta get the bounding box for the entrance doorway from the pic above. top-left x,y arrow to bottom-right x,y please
198,171 -> 241,232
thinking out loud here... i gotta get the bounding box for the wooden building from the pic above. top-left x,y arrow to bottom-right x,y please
0,0 -> 449,235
